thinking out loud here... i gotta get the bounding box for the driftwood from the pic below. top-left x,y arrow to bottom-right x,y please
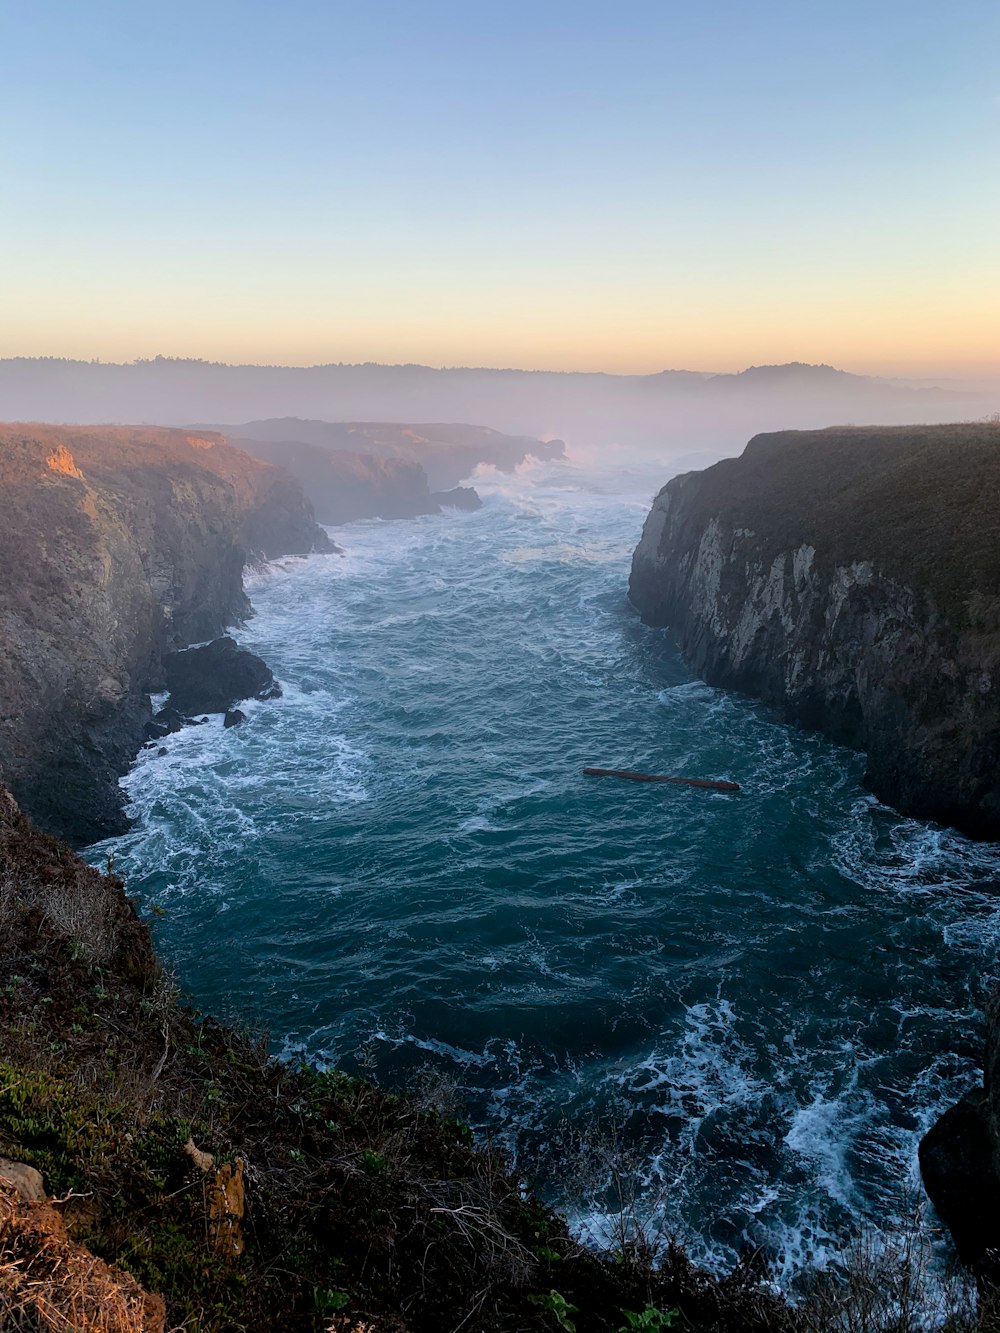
583,767 -> 740,793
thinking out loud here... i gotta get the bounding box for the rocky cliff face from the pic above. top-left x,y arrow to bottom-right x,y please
229,418 -> 566,490
629,423 -> 1000,838
0,424 -> 332,845
231,436 -> 448,524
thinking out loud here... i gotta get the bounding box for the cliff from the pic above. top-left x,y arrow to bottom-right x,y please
629,423 -> 1000,838
228,418 -> 567,490
0,424 -> 332,846
231,435 -> 481,524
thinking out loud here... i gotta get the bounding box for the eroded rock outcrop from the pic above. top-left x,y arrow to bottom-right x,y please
163,636 -> 278,715
629,423 -> 1000,838
0,424 -> 331,844
231,436 -> 455,523
430,485 -> 482,512
920,988 -> 1000,1285
230,418 -> 566,491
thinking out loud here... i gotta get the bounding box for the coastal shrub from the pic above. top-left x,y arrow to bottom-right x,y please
537,1115 -> 675,1274
0,871 -> 19,936
796,1206 -> 979,1333
34,872 -> 118,964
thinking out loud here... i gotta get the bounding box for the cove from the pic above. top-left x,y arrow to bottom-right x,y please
89,454 -> 1000,1281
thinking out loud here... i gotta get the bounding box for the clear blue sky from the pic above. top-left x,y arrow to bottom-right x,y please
2,0 -> 997,372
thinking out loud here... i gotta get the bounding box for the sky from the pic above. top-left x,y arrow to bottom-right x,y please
1,0 -> 998,376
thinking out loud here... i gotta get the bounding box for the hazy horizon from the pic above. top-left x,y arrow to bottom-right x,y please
3,352 -> 999,386
4,1 -> 998,378
3,355 -> 997,459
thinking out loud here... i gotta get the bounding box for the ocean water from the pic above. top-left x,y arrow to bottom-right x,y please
89,451 -> 1000,1283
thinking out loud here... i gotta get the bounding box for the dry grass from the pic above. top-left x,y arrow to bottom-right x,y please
0,871 -> 16,934
795,1207 -> 969,1332
34,875 -> 118,965
0,1181 -> 163,1332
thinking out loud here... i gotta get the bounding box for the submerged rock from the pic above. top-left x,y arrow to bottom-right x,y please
164,637 -> 276,715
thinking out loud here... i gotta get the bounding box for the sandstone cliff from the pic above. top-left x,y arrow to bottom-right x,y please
0,424 -> 332,845
629,423 -> 1000,838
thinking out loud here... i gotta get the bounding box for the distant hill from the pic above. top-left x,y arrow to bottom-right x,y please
0,358 -> 994,458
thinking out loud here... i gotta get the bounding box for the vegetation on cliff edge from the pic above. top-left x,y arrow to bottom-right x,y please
662,423 -> 1000,627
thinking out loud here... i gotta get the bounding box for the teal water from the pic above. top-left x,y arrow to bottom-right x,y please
90,453 -> 1000,1280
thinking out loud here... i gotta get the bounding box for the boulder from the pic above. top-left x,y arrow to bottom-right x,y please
150,707 -> 185,735
919,1088 -> 1000,1281
430,486 -> 482,512
223,709 -> 247,729
0,1158 -> 46,1202
920,987 -> 1000,1287
163,637 -> 277,714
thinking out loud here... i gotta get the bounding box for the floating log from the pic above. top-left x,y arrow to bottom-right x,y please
583,767 -> 740,793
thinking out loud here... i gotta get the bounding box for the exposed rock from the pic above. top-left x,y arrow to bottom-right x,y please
164,637 -> 274,715
45,443 -> 83,479
919,1089 -> 1000,1279
231,418 -> 566,491
224,708 -> 247,728
0,1158 -> 46,1202
0,424 -> 326,844
920,987 -> 1000,1284
430,485 -> 482,511
149,707 -> 186,736
629,422 -> 1000,837
232,436 -> 443,524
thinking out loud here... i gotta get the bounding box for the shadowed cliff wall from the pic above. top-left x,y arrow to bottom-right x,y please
0,424 -> 331,845
629,423 -> 1000,837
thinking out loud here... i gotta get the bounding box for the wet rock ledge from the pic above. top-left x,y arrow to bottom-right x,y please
0,423 -> 334,846
629,422 -> 1000,838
